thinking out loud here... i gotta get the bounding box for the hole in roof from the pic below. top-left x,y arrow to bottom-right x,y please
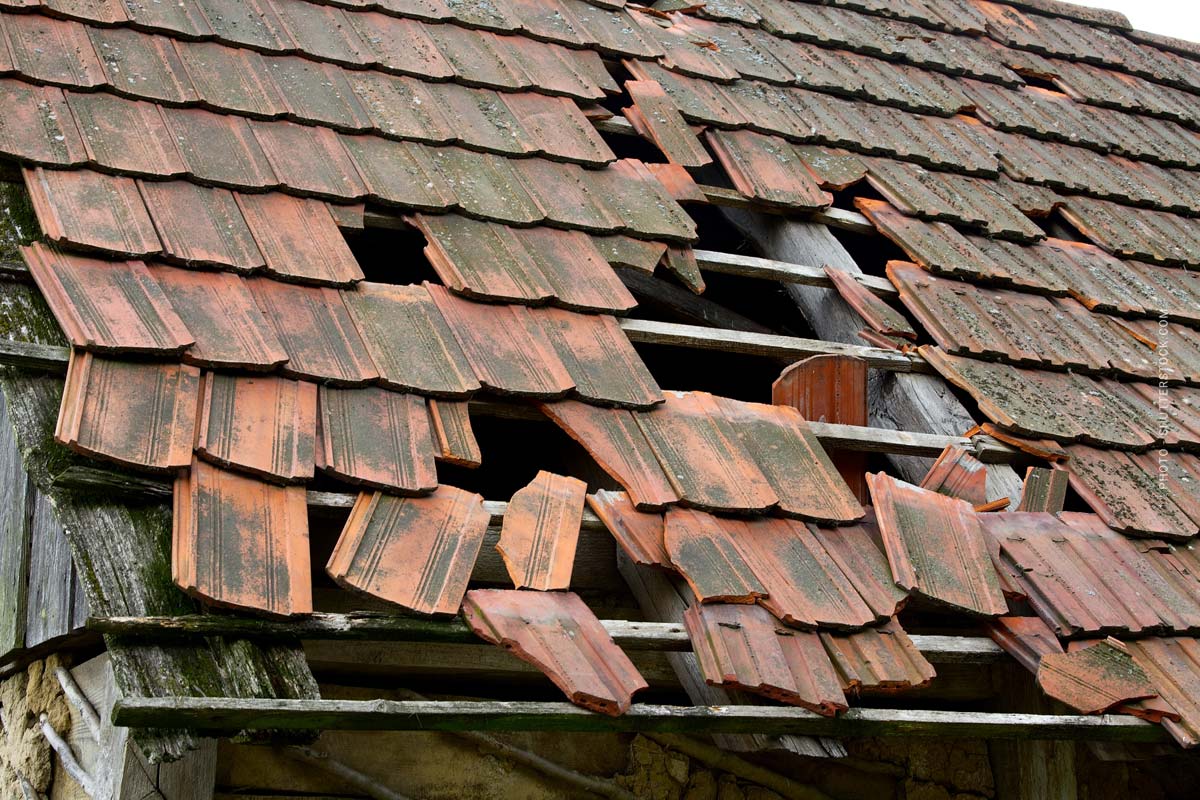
1014,71 -> 1064,93
345,218 -> 441,286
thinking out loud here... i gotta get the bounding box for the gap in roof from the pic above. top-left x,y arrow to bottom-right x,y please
345,222 -> 441,286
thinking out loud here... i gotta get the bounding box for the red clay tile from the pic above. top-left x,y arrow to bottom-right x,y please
539,400 -> 679,509
809,520 -> 910,620
24,242 -> 192,354
823,266 -> 915,339
497,470 -> 587,591
1063,445 -> 1200,539
986,615 -> 1065,674
342,283 -> 478,396
424,24 -> 528,89
195,0 -> 295,51
24,167 -> 160,258
174,457 -> 311,617
685,602 -> 847,714
0,82 -> 88,166
820,618 -> 936,692
625,79 -> 711,168
502,91 -> 614,165
1037,640 -> 1156,714
1124,637 -> 1200,748
535,307 -> 662,410
271,0 -> 370,65
427,283 -> 574,399
2,13 -> 105,87
868,472 -> 1007,616
643,162 -> 706,204
664,508 -> 768,604
195,373 -> 317,483
138,180 -> 265,270
327,201 -> 365,231
586,490 -> 670,568
270,57 -> 372,131
463,588 -> 648,715
159,106 -> 278,189
340,135 -> 454,211
1061,195 -> 1200,268
124,0 -> 212,36
250,120 -> 366,200
591,234 -> 668,274
793,146 -> 868,190
426,80 -> 530,156
175,40 -> 289,117
318,386 -> 437,493
421,145 -> 543,225
1017,467 -> 1070,512
87,25 -> 198,104
511,156 -> 623,233
345,11 -> 453,79
344,70 -> 453,145
66,91 -> 185,176
585,159 -> 697,241
426,399 -> 481,468
918,445 -> 988,506
707,129 -> 833,210
327,487 -> 491,615
249,279 -> 378,386
56,351 -> 198,472
235,192 -> 364,286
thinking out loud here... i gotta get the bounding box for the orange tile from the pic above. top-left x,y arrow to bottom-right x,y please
497,471 -> 586,591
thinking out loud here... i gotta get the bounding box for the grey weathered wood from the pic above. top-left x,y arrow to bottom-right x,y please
111,697 -> 1166,742
990,663 -> 1079,799
616,267 -> 776,334
0,386 -> 31,657
0,339 -> 69,372
25,490 -> 87,648
619,318 -> 931,372
694,250 -> 896,297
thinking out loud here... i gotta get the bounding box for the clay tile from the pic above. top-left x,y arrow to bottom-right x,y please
1018,466 -> 1070,512
138,181 -> 265,270
986,615 -> 1065,674
249,120 -> 366,200
426,399 -> 482,468
66,92 -> 186,177
664,508 -> 768,604
824,266 -> 916,339
590,234 -> 668,274
317,386 -> 438,493
326,487 -> 491,615
195,372 -> 317,483
707,129 -> 833,210
24,167 -> 160,258
344,12 -> 454,79
174,40 -> 289,118
235,192 -> 364,286
1038,640 -> 1157,714
820,618 -> 937,692
918,444 -> 988,506
624,79 -> 711,168
463,588 -> 648,715
0,82 -> 88,166
174,458 -> 311,617
1124,637 -> 1200,748
338,136 -> 454,212
57,352 -> 199,472
24,242 -> 192,354
586,490 -> 670,568
809,519 -> 910,620
2,14 -> 106,88
661,245 -> 705,294
159,106 -> 278,190
497,471 -> 587,591
273,1 -> 370,65
87,26 -> 198,104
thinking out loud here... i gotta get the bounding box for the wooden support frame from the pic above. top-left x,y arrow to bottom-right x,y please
694,250 -> 896,297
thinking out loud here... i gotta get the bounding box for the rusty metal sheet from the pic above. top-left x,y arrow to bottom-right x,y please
427,284 -> 574,399
327,487 -> 490,615
534,307 -> 662,410
809,519 -> 910,620
664,508 -> 767,604
195,372 -> 317,483
985,615 -> 1064,675
1061,195 -> 1200,268
624,79 -> 711,168
173,458 -> 310,617
139,181 -> 265,270
1037,640 -> 1156,714
684,602 -> 847,714
823,266 -> 914,339
586,490 -> 670,568
1125,637 -> 1200,748
820,618 -> 936,692
24,242 -> 192,354
317,385 -> 437,493
149,266 -> 288,371
1062,445 -> 1200,540
1018,467 -> 1069,513
919,445 -> 988,506
426,399 -> 481,468
868,472 -> 1007,616
24,167 -> 160,258
711,396 -> 863,523
0,82 -> 88,166
249,120 -> 367,200
66,91 -> 186,177
56,351 -> 198,472
159,106 -> 278,189
235,192 -> 364,286
248,279 -> 378,386
497,470 -> 587,591
707,129 -> 832,210
539,400 -> 679,509
342,282 -> 478,397
464,588 -> 648,715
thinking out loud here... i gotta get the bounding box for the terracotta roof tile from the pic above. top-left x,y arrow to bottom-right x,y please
272,1 -> 371,66
175,40 -> 289,117
1061,195 -> 1200,268
868,472 -> 1007,616
344,13 -> 453,79
24,242 -> 192,354
173,457 -> 311,616
426,23 -> 530,89
663,507 -> 768,603
235,192 -> 364,286
66,91 -> 186,176
535,307 -> 662,409
159,106 -> 279,189
422,145 -> 543,225
195,0 -> 295,51
56,351 -> 198,472
149,265 -> 287,371
659,244 -> 706,295
317,385 -> 438,493
582,159 -> 697,241
24,167 -> 159,258
707,129 -> 833,210
586,490 -> 670,568
510,156 -> 622,233
809,520 -> 910,620
271,57 -> 373,131
339,136 -> 453,211
124,0 -> 212,36
590,234 -> 668,274
248,278 -> 379,386
1037,640 -> 1156,714
685,602 -> 847,713
820,618 -> 936,692
343,70 -> 454,145
986,615 -> 1064,674
497,470 -> 586,591
624,79 -> 711,168
0,82 -> 88,166
138,180 -> 265,270
1062,446 -> 1200,539
463,588 -> 648,715
194,373 -> 317,483
1,13 -> 105,87
426,399 -> 481,467
87,25 -> 198,104
824,266 -> 914,340
918,445 -> 988,506
327,487 -> 490,615
1125,637 -> 1200,748
1017,466 -> 1070,513
250,121 -> 367,199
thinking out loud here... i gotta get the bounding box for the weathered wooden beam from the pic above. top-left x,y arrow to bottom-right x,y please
615,266 -> 775,334
694,250 -> 896,298
619,318 -> 931,373
111,698 -> 1167,742
0,339 -> 69,373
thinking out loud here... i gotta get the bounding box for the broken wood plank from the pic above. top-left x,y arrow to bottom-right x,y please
693,250 -> 896,297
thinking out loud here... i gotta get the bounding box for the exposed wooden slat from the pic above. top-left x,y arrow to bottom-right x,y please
0,339 -> 69,373
693,250 -> 896,298
112,698 -> 1166,741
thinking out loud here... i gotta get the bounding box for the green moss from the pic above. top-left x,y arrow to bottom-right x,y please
0,181 -> 39,262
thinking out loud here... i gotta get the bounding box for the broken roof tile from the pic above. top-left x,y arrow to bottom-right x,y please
1018,466 -> 1069,513
986,615 -> 1064,674
24,167 -> 160,258
591,234 -> 668,274
248,278 -> 379,386
327,487 -> 490,615
1124,637 -> 1200,749
24,242 -> 192,354
1037,640 -> 1156,714
868,472 -> 1007,616
664,507 -> 768,604
57,351 -> 198,472
918,445 -> 988,506
194,373 -> 317,483
87,25 -> 198,104
1063,445 -> 1200,539
420,145 -> 544,225
317,385 -> 438,493
342,282 -> 479,397
250,120 -> 367,200
707,129 -> 833,210
235,192 -> 364,286
586,490 -> 670,568
148,265 -> 288,371
159,106 -> 279,189
820,618 -> 937,692
503,91 -> 615,165
661,244 -> 705,294
2,13 -> 105,88
66,91 -> 185,176
624,79 -> 711,168
426,399 -> 481,468
464,588 -> 648,715
427,283 -> 574,399
138,181 -> 265,270
174,458 -> 311,616
0,82 -> 88,166
809,520 -> 910,620
497,470 -> 586,591
685,602 -> 847,714
824,266 -> 914,340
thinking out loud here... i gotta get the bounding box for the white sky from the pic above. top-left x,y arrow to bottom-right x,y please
1074,0 -> 1200,43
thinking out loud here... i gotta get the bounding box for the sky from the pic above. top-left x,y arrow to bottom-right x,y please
1076,0 -> 1200,42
